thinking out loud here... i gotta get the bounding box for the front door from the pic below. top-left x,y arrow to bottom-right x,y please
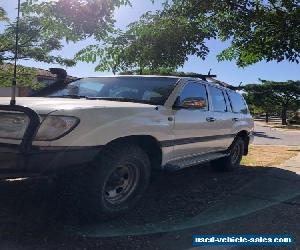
172,81 -> 216,159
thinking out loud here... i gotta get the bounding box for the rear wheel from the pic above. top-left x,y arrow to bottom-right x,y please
211,137 -> 245,171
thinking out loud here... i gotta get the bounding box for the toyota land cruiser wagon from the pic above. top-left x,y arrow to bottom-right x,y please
0,75 -> 254,217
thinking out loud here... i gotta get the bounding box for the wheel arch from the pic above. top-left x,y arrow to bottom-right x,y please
236,130 -> 250,155
103,135 -> 163,169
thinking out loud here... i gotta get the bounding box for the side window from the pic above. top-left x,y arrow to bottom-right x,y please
179,82 -> 208,110
208,86 -> 227,112
227,91 -> 249,114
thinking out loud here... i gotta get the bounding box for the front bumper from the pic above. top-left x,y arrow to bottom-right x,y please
0,144 -> 103,179
0,104 -> 103,180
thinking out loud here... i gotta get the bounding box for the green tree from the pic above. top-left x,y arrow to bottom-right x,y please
76,10 -> 213,73
244,86 -> 280,122
164,0 -> 300,67
0,7 -> 7,21
244,80 -> 300,125
0,0 -> 129,66
0,64 -> 44,89
77,0 -> 300,72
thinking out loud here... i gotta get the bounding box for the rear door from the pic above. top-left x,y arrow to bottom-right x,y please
226,89 -> 253,133
206,85 -> 235,150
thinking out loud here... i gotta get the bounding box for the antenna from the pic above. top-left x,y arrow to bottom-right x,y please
10,0 -> 21,105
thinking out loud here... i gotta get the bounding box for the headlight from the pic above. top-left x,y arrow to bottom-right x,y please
0,112 -> 30,139
35,115 -> 79,141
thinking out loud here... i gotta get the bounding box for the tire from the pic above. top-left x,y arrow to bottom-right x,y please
80,143 -> 151,218
211,137 -> 245,172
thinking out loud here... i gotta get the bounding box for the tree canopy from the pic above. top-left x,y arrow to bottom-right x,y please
75,10 -> 212,74
76,0 -> 300,73
0,0 -> 129,66
244,80 -> 300,124
0,7 -> 7,21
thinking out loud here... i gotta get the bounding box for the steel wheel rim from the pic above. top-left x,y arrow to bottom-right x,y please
104,163 -> 140,205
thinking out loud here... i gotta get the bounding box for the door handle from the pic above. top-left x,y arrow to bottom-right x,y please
232,117 -> 239,122
206,117 -> 216,122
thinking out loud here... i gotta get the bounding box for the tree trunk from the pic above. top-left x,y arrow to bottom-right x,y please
265,112 -> 269,123
112,64 -> 117,75
281,107 -> 288,125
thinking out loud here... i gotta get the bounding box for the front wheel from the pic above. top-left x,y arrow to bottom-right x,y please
83,143 -> 151,218
211,137 -> 245,171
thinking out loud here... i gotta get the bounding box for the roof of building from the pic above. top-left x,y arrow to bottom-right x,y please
36,68 -> 57,78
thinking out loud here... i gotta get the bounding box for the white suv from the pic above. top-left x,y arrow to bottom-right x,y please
0,76 -> 254,217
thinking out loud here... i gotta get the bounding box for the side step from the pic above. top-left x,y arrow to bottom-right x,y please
165,152 -> 228,171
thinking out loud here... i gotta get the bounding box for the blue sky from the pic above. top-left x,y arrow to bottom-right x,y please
1,0 -> 299,86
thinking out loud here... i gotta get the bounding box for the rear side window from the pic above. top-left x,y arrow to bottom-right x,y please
208,86 -> 227,112
227,91 -> 249,114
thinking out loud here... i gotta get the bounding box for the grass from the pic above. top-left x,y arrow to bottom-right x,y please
241,145 -> 300,167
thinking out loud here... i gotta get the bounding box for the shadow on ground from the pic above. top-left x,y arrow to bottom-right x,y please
0,164 -> 300,249
253,131 -> 280,140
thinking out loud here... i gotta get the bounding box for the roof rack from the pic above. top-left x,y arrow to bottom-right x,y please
175,73 -> 217,81
205,76 -> 241,90
169,72 -> 240,90
120,70 -> 242,90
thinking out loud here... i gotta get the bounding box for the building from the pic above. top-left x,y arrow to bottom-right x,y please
0,64 -> 77,97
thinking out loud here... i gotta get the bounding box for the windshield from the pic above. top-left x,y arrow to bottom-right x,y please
49,77 -> 179,105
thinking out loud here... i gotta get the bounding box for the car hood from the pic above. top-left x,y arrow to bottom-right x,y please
0,97 -> 156,114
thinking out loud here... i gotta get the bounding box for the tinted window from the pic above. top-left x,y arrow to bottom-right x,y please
48,77 -> 178,105
208,86 -> 227,112
227,91 -> 249,114
179,82 -> 208,110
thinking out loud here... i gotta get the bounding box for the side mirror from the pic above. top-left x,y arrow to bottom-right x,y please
174,97 -> 207,109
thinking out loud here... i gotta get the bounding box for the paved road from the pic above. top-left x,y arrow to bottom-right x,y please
253,123 -> 300,146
